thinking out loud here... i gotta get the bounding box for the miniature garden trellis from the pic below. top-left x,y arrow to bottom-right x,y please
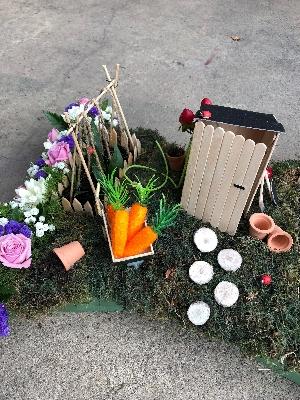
58,64 -> 142,216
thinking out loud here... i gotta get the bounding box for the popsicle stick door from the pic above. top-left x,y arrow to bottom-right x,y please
181,122 -> 267,235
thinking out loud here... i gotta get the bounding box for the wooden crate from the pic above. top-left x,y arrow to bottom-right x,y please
101,208 -> 154,263
181,105 -> 284,235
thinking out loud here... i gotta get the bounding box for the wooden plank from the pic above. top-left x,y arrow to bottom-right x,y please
210,134 -> 245,228
227,142 -> 267,235
120,130 -> 129,152
244,134 -> 279,214
57,182 -> 64,196
181,122 -> 205,209
194,127 -> 225,220
61,197 -> 73,212
186,124 -> 215,215
109,128 -> 118,147
72,198 -> 84,212
133,146 -> 138,162
119,168 -> 124,179
202,130 -> 235,223
136,138 -> 142,155
83,201 -> 94,216
61,175 -> 69,188
127,152 -> 133,166
131,133 -> 138,149
218,139 -> 255,232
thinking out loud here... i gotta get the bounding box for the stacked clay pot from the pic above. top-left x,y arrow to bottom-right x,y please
249,213 -> 293,253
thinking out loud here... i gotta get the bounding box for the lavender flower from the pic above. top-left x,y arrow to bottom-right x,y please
34,170 -> 48,180
0,304 -> 10,337
64,102 -> 79,112
88,106 -> 99,118
35,158 -> 46,168
58,134 -> 75,151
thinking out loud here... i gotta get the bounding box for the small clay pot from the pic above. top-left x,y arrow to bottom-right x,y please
53,241 -> 85,271
166,153 -> 185,172
249,213 -> 275,240
267,226 -> 293,253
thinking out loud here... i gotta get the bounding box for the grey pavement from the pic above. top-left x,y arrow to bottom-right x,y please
1,1 -> 300,399
1,313 -> 300,400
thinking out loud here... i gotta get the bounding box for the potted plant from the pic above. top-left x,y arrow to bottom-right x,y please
165,143 -> 186,172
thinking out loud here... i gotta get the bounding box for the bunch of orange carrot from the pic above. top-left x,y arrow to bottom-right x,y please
97,171 -> 181,259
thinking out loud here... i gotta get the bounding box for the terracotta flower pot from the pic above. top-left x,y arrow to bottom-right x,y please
53,241 -> 85,271
166,153 -> 185,172
267,226 -> 293,253
249,213 -> 275,240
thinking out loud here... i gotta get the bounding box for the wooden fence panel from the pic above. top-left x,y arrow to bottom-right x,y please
181,122 -> 205,209
186,124 -> 214,215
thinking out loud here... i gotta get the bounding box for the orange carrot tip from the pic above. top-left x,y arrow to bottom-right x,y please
123,195 -> 181,257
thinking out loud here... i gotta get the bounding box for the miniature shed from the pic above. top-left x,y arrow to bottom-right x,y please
181,104 -> 285,235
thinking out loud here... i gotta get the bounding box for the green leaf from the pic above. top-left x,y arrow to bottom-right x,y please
108,144 -> 124,174
91,120 -> 104,155
100,99 -> 109,111
43,111 -> 69,131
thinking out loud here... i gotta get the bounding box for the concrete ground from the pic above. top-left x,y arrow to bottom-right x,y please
0,0 -> 300,398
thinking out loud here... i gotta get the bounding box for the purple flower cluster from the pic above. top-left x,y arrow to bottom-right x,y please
1,220 -> 32,238
64,102 -> 79,112
34,170 -> 48,180
35,158 -> 46,168
88,106 -> 99,118
58,134 -> 75,151
0,304 -> 9,336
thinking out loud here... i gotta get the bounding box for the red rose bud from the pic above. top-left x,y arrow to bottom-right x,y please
266,166 -> 273,179
261,274 -> 272,286
202,110 -> 212,119
201,97 -> 213,106
87,146 -> 95,155
179,108 -> 195,125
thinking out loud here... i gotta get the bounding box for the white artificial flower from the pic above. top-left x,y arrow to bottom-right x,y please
31,207 -> 39,216
35,221 -> 44,230
43,224 -> 49,231
54,161 -> 66,170
101,110 -> 111,121
36,229 -> 45,238
9,201 -> 19,209
41,152 -> 48,160
187,302 -> 211,326
112,118 -> 118,127
189,261 -> 214,285
27,164 -> 39,178
214,281 -> 239,307
24,210 -> 32,218
57,130 -> 68,139
66,104 -> 84,121
105,105 -> 112,114
39,216 -> 45,222
194,227 -> 218,252
29,216 -> 36,223
93,116 -> 103,130
15,178 -> 46,207
0,217 -> 8,226
63,167 -> 70,174
217,249 -> 242,272
43,140 -> 54,150
24,218 -> 30,224
48,224 -> 55,232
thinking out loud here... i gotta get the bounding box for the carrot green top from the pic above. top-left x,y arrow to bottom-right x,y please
95,169 -> 129,210
152,195 -> 181,235
133,175 -> 158,206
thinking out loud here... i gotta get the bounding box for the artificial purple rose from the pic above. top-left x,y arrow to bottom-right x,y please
0,304 -> 10,337
46,141 -> 71,166
48,128 -> 59,143
0,233 -> 31,269
79,97 -> 89,105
